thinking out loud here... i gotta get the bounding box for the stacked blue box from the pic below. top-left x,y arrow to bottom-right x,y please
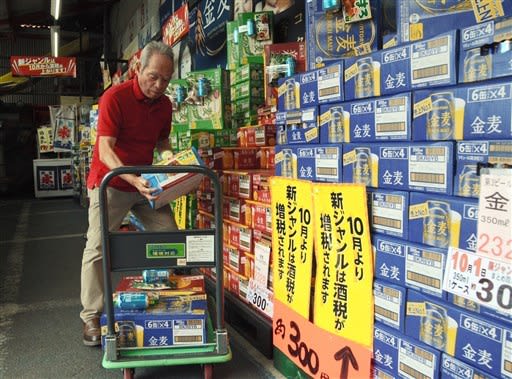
374,279 -> 407,332
441,353 -> 500,379
374,322 -> 441,379
367,189 -> 409,240
405,289 -> 512,379
344,31 -> 458,101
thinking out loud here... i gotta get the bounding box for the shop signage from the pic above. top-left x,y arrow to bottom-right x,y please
10,56 -> 76,77
271,177 -> 314,318
477,170 -> 512,264
162,3 -> 189,47
273,299 -> 372,379
443,246 -> 512,313
312,183 -> 374,348
246,279 -> 273,318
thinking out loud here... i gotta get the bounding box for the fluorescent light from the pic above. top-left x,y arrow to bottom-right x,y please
51,0 -> 62,20
51,25 -> 60,56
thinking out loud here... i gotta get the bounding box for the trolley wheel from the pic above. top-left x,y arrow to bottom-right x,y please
203,364 -> 213,379
123,368 -> 135,379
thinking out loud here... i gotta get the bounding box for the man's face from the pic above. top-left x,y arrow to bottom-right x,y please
138,53 -> 173,100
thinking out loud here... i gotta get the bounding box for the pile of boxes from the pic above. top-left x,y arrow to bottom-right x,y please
271,3 -> 512,379
100,273 -> 209,348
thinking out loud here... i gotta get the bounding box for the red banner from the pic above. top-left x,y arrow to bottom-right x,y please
10,56 -> 76,78
162,3 -> 189,47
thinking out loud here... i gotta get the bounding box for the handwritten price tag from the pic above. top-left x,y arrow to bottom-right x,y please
273,300 -> 372,379
477,171 -> 512,264
246,279 -> 273,318
443,247 -> 512,313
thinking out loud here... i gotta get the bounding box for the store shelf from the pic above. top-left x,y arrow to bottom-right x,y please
204,276 -> 273,359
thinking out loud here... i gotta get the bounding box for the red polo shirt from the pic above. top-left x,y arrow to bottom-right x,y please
87,77 -> 172,191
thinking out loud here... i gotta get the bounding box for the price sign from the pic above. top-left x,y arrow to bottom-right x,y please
477,171 -> 512,264
443,247 -> 512,313
253,241 -> 271,288
273,300 -> 372,379
246,279 -> 273,318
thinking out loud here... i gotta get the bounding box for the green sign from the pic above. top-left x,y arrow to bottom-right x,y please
146,243 -> 185,259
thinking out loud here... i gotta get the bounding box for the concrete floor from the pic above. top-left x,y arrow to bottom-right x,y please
0,197 -> 285,379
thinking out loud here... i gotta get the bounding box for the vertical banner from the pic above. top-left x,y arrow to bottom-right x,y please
271,177 -> 314,318
312,183 -> 374,348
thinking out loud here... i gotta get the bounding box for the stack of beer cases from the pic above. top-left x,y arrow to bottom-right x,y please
275,2 -> 512,379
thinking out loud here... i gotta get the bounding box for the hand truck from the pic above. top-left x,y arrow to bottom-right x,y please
99,165 -> 231,379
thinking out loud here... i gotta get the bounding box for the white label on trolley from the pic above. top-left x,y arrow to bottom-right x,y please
173,319 -> 204,345
186,235 -> 214,262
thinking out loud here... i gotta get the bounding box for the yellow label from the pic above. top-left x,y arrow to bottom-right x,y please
319,111 -> 332,126
274,151 -> 284,164
407,302 -> 427,316
471,0 -> 504,22
191,121 -> 197,129
343,150 -> 357,165
355,43 -> 372,56
174,195 -> 187,230
409,203 -> 429,219
271,177 -> 314,318
345,63 -> 359,81
305,127 -> 318,142
212,117 -> 221,130
410,23 -> 424,41
312,184 -> 373,348
413,96 -> 433,118
383,36 -> 398,49
278,82 -> 287,97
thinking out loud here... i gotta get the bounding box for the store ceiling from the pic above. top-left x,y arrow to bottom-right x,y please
0,0 -> 117,38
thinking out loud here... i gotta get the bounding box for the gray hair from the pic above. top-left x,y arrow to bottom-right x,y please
140,41 -> 174,71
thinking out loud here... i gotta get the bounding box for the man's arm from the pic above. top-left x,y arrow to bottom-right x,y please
98,136 -> 158,200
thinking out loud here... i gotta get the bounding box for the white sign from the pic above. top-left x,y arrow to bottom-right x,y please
253,241 -> 271,288
443,247 -> 512,313
476,171 -> 512,264
246,279 -> 273,318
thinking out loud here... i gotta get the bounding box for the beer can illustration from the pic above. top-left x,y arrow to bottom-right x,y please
423,201 -> 451,248
276,124 -> 287,145
354,147 -> 373,186
117,320 -> 138,348
414,0 -> 472,13
463,48 -> 492,82
458,165 -> 479,197
329,107 -> 345,143
420,302 -> 457,355
281,149 -> 296,178
142,269 -> 169,284
427,92 -> 455,140
115,292 -> 149,310
355,57 -> 375,99
284,78 -> 297,111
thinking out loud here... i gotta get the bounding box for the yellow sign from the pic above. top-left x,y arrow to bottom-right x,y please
312,183 -> 374,348
173,195 -> 187,230
271,177 -> 314,318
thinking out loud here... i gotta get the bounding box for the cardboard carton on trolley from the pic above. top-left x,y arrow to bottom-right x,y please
142,148 -> 205,209
100,293 -> 208,348
115,275 -> 206,295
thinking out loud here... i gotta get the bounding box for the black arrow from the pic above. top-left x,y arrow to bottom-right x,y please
334,346 -> 358,379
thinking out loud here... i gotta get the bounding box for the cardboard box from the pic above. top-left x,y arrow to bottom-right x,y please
320,93 -> 411,144
368,189 -> 409,240
397,1 -> 511,43
342,142 -> 454,194
283,108 -> 319,145
373,234 -> 407,286
225,195 -> 247,225
299,63 -> 344,108
455,140 -> 512,198
374,323 -> 441,379
459,17 -> 512,83
447,293 -> 512,330
245,199 -> 272,235
100,294 -> 207,348
115,275 -> 205,295
306,0 -> 381,69
277,74 -> 301,111
233,97 -> 264,118
186,68 -> 231,130
372,366 -> 398,379
263,42 -> 306,107
441,353 -> 500,379
275,144 -> 343,183
166,79 -> 189,131
224,245 -> 247,276
238,125 -> 276,147
226,20 -> 240,70
412,80 -> 512,141
237,12 -> 274,65
231,63 -> 264,86
225,219 -> 252,253
405,289 -> 511,379
142,148 -> 205,209
409,192 -> 479,252
233,80 -> 265,100
223,169 -> 273,200
345,31 -> 458,101
374,280 -> 407,332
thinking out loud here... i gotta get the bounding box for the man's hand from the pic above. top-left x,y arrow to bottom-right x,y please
131,176 -> 159,201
